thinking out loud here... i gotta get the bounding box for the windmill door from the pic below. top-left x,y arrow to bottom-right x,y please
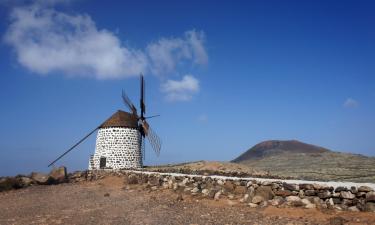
100,157 -> 106,168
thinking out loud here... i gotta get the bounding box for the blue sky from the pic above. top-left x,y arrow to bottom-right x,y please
0,0 -> 375,176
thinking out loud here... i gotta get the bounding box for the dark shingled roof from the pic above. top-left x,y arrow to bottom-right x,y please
99,110 -> 138,128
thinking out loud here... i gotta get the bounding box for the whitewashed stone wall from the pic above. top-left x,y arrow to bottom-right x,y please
89,127 -> 142,170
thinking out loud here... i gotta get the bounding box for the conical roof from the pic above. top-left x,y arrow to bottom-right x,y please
99,110 -> 138,128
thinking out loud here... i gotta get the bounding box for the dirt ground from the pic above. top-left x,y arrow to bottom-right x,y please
0,176 -> 374,225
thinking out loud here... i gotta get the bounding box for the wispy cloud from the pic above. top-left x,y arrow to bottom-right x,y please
3,1 -> 208,84
343,97 -> 359,108
161,75 -> 199,102
147,30 -> 207,76
197,114 -> 208,123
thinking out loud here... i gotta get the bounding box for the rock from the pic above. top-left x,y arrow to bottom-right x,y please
201,189 -> 209,196
365,192 -> 375,202
305,203 -> 316,209
286,196 -> 303,207
275,190 -> 292,197
298,190 -> 304,198
19,177 -> 33,187
317,190 -> 331,199
104,193 -> 110,197
151,186 -> 158,191
327,198 -> 335,208
248,203 -> 258,208
31,172 -> 49,184
0,177 -> 23,191
283,183 -> 299,191
358,186 -> 373,192
340,191 -> 355,199
312,183 -> 329,190
191,187 -> 199,193
254,186 -> 274,201
234,186 -> 247,195
332,197 -> 341,204
364,202 -> 375,212
49,166 -> 67,184
252,195 -> 264,204
348,206 -> 359,212
270,197 -> 284,206
214,191 -> 221,201
350,186 -> 358,194
223,181 -> 235,192
259,200 -> 268,208
246,181 -> 252,187
335,186 -> 348,192
304,190 -> 316,196
300,184 -> 314,190
217,179 -> 224,186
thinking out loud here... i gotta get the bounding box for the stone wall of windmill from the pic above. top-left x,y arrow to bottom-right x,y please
89,127 -> 142,170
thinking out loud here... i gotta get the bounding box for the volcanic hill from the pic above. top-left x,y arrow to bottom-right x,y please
232,140 -> 375,183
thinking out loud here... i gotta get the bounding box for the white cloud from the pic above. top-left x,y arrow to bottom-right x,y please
146,30 -> 207,75
4,5 -> 148,79
343,98 -> 359,108
3,3 -> 208,80
161,75 -> 199,101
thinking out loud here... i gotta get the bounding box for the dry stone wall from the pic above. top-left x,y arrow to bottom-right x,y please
89,127 -> 142,170
78,170 -> 375,212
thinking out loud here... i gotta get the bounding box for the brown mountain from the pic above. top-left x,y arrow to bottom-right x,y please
232,140 -> 329,162
232,140 -> 375,183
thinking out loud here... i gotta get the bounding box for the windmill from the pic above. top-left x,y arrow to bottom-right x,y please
48,74 -> 161,170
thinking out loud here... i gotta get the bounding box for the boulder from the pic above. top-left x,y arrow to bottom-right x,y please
300,183 -> 314,190
49,167 -> 67,184
348,206 -> 360,212
304,190 -> 316,196
248,203 -> 258,208
335,186 -> 348,192
254,186 -> 274,201
275,190 -> 292,197
358,186 -> 373,192
19,177 -> 33,187
317,190 -> 331,199
251,195 -> 264,204
214,191 -> 222,200
270,197 -> 284,206
0,177 -> 22,191
340,191 -> 355,199
286,196 -> 303,207
365,192 -> 375,202
283,183 -> 299,191
31,172 -> 49,184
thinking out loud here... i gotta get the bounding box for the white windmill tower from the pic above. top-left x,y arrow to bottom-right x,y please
48,75 -> 161,170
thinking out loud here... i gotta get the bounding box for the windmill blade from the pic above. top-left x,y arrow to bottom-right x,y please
140,74 -> 146,118
48,127 -> 99,167
122,90 -> 137,115
142,121 -> 161,156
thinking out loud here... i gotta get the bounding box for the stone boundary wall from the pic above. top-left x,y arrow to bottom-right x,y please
69,170 -> 375,212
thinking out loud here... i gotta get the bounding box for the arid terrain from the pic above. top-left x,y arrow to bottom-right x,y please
1,176 -> 375,225
233,140 -> 375,183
